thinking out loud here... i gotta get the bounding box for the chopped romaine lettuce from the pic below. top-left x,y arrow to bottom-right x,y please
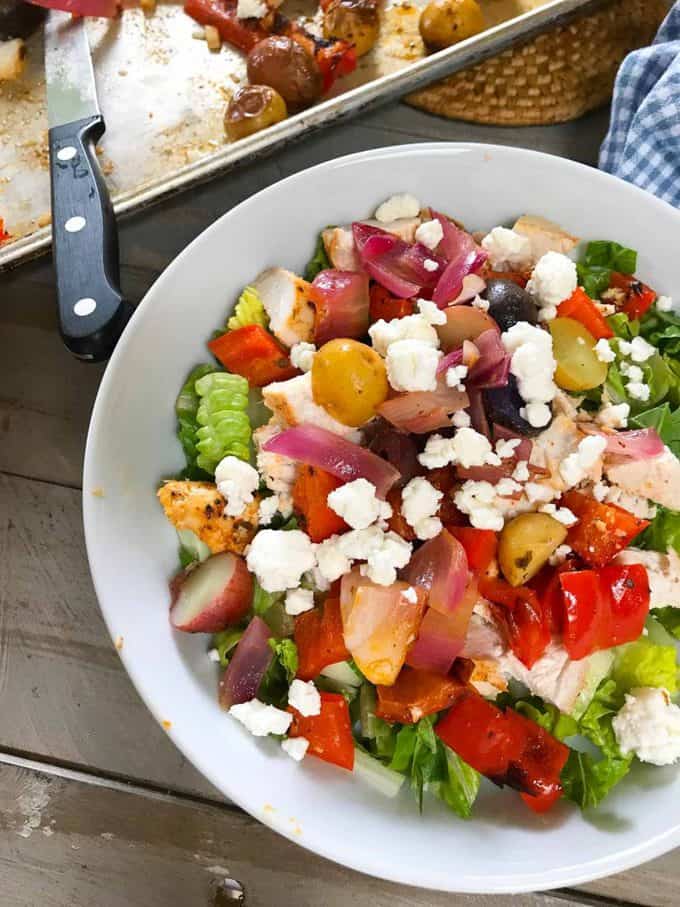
194,372 -> 252,474
637,506 -> 680,556
429,746 -> 480,819
304,228 -> 333,282
268,637 -> 298,683
213,627 -> 245,668
651,607 -> 680,640
176,363 -> 219,478
631,402 -> 680,459
577,240 -> 637,299
640,307 -> 680,357
613,638 -> 678,694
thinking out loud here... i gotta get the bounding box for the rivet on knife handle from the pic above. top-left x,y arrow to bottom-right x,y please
49,115 -> 133,362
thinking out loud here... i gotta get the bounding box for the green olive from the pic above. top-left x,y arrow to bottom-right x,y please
323,0 -> 380,57
549,317 -> 608,392
224,84 -> 288,142
499,513 -> 568,587
419,0 -> 484,51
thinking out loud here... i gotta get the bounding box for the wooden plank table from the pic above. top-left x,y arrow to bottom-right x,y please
3,100 -> 680,906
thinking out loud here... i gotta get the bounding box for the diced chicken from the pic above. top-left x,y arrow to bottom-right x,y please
0,39 -> 26,81
262,371 -> 361,440
615,547 -> 680,608
157,481 -> 259,555
531,415 -> 581,475
252,268 -> 317,348
362,216 -> 423,243
606,448 -> 680,511
253,419 -> 296,516
469,659 -> 508,699
513,215 -> 579,264
322,226 -> 362,271
463,610 -> 505,659
553,388 -> 581,422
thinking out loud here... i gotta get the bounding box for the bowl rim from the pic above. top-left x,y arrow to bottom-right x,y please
83,142 -> 680,894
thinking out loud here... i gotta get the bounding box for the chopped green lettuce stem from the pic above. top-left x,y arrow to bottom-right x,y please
227,286 -> 269,332
613,638 -> 679,694
304,228 -> 333,282
194,372 -> 251,474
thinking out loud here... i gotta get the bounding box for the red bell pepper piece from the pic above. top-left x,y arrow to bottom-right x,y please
449,527 -> 498,574
292,465 -> 348,543
295,597 -> 350,681
610,271 -> 657,320
208,325 -> 298,387
600,562 -> 650,647
479,576 -> 550,669
530,559 -> 579,635
521,788 -> 563,813
375,667 -> 465,724
563,491 -> 649,568
288,691 -> 354,770
184,0 -> 269,52
557,287 -> 614,340
436,692 -> 568,806
0,217 -> 9,242
368,284 -> 414,323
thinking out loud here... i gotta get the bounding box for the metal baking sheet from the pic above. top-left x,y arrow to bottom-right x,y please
0,0 -> 597,271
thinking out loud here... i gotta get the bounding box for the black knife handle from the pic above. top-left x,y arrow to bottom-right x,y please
48,115 -> 133,362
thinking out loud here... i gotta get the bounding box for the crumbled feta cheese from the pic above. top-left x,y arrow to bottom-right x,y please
525,482 -> 556,504
629,336 -> 656,363
386,339 -> 441,392
285,587 -> 315,616
520,402 -> 552,428
415,218 -> 444,250
559,435 -> 607,488
369,314 -> 439,356
236,0 -> 267,18
290,341 -> 316,372
374,193 -> 420,223
208,648 -> 221,663
281,736 -> 309,761
592,481 -> 608,502
423,259 -> 439,273
401,477 -> 443,541
526,251 -> 578,308
618,340 -> 632,356
288,679 -> 321,717
539,503 -> 578,526
496,437 -> 521,460
230,699 -> 292,736
258,495 -> 280,526
417,297 -> 447,325
627,381 -> 650,401
215,456 -> 260,517
403,586 -> 418,603
454,480 -> 504,531
620,361 -> 644,382
446,364 -> 468,391
327,477 -> 392,530
480,226 -> 531,271
596,402 -> 630,429
471,295 -> 490,311
613,687 -> 680,765
594,339 -> 616,363
419,427 -> 499,470
549,544 -> 572,566
451,410 -> 471,428
246,529 -> 316,592
496,478 -> 521,497
358,530 -> 413,586
512,461 -> 530,482
656,295 -> 674,313
315,526 -> 412,586
502,322 -> 557,416
255,422 -> 296,516
537,305 -> 557,323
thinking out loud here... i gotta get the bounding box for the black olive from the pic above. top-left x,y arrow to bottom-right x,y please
484,279 -> 539,333
483,375 -> 550,438
0,0 -> 45,41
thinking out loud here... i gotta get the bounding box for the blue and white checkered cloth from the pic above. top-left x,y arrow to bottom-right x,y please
600,2 -> 680,207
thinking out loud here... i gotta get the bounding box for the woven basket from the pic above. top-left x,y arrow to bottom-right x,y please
406,0 -> 668,125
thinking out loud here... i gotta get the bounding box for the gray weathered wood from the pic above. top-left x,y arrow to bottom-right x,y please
0,758 -> 597,907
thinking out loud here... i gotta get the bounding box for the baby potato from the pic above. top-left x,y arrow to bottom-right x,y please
323,0 -> 380,58
498,512 -> 567,587
549,317 -> 608,392
419,0 -> 484,51
224,85 -> 288,142
312,338 -> 388,427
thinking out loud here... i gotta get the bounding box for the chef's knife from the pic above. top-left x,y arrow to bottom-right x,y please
45,11 -> 132,362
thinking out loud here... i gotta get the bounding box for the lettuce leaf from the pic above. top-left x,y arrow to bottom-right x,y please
607,311 -> 640,340
304,228 -> 333,282
577,241 -> 637,299
631,403 -> 680,459
268,637 -> 298,683
429,747 -> 480,819
496,693 -> 578,740
613,638 -> 678,694
640,308 -> 680,357
606,344 -> 672,414
213,627 -> 245,668
227,286 -> 269,332
637,506 -> 680,555
651,607 -> 680,640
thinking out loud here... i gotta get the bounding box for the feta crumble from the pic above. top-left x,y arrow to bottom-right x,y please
288,679 -> 321,717
281,736 -> 309,761
656,295 -> 674,313
496,437 -> 521,459
403,586 -> 418,604
415,218 -> 444,251
502,322 -> 557,421
423,259 -> 439,273
258,495 -> 280,526
471,295 -> 490,312
549,544 -> 572,566
512,460 -> 530,482
236,0 -> 267,17
620,361 -> 644,382
520,402 -> 552,428
627,381 -> 650,401
419,427 -> 499,470
480,226 -> 531,271
386,339 -> 441,392
285,587 -> 315,616
526,251 -> 578,308
327,477 -> 392,530
454,480 -> 504,531
594,339 -> 616,363
451,410 -> 471,428
369,313 -> 439,355
208,648 -> 221,663
401,477 -> 443,541
374,193 -> 420,223
215,456 -> 260,517
417,297 -> 447,325
559,435 -> 607,488
613,687 -> 680,766
290,341 -> 316,372
315,526 -> 412,586
230,699 -> 292,736
596,402 -> 630,429
446,364 -> 468,391
539,503 -> 578,526
246,529 -> 316,592
629,336 -> 656,363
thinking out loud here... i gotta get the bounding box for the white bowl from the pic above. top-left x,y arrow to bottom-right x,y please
84,143 -> 680,894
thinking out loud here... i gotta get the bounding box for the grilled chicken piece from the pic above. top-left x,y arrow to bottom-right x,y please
262,371 -> 361,439
253,419 -> 296,515
252,267 -> 317,348
606,448 -> 680,511
512,214 -> 579,264
158,481 -> 259,555
321,217 -> 422,271
615,547 -> 680,609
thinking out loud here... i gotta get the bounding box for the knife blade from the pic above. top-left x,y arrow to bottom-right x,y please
45,11 -> 132,361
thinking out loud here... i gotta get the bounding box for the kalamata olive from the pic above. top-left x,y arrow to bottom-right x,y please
0,0 -> 45,41
484,279 -> 539,332
247,36 -> 322,111
419,0 -> 484,51
323,0 -> 379,57
483,375 -> 550,438
225,84 -> 287,142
